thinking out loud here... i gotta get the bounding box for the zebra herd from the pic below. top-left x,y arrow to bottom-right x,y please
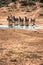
7,15 -> 36,27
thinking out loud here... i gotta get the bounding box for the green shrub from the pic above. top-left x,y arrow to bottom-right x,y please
20,1 -> 27,6
32,0 -> 40,2
39,14 -> 43,16
40,5 -> 43,7
12,0 -> 17,2
20,1 -> 36,6
27,2 -> 36,6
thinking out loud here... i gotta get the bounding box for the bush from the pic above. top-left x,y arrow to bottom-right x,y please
20,1 -> 27,6
39,14 -> 43,16
12,0 -> 17,2
27,2 -> 36,6
20,1 -> 36,6
32,0 -> 40,2
40,63 -> 43,65
40,5 -> 43,7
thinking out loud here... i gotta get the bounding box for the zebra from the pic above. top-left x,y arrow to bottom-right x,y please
25,16 -> 29,26
13,16 -> 18,25
31,18 -> 36,26
19,17 -> 24,26
7,15 -> 13,27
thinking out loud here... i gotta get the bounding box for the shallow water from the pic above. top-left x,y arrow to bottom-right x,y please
0,24 -> 43,30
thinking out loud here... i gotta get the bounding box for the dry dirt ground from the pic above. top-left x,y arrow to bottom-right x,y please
0,3 -> 43,65
0,29 -> 43,65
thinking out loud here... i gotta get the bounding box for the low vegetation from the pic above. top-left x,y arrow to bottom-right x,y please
20,1 -> 36,6
39,14 -> 43,16
40,4 -> 43,7
0,0 -> 43,7
40,63 -> 43,65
